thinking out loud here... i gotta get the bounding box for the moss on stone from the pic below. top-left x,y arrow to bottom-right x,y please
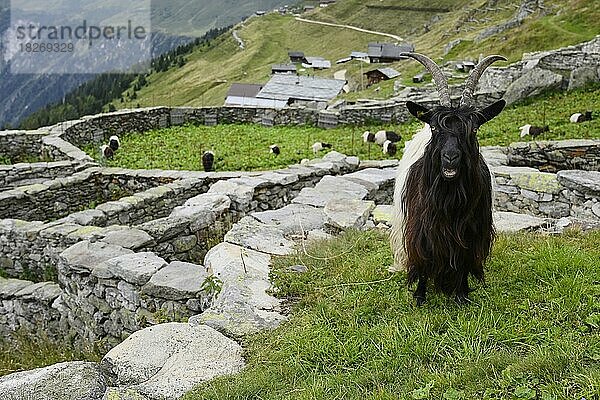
510,171 -> 562,193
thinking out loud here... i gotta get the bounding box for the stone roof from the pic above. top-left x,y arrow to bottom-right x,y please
368,42 -> 415,59
226,83 -> 264,98
256,75 -> 346,102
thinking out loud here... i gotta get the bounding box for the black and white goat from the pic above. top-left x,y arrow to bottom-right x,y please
391,53 -> 506,304
383,140 -> 397,156
109,135 -> 120,151
363,131 -> 375,143
519,124 -> 549,138
202,150 -> 215,172
375,130 -> 401,145
101,145 -> 114,159
311,141 -> 332,154
270,145 -> 280,156
570,111 -> 592,123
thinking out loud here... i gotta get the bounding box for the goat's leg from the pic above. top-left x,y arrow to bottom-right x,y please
414,273 -> 427,306
455,271 -> 470,304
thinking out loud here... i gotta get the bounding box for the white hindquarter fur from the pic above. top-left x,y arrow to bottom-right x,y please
389,124 -> 432,272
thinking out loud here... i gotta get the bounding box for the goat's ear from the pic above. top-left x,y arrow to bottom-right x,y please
406,101 -> 432,124
477,100 -> 506,124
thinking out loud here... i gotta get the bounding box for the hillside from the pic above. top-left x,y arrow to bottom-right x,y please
114,0 -> 599,110
0,0 -> 291,128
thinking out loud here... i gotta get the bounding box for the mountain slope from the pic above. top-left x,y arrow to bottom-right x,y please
0,0 -> 292,127
114,0 -> 599,110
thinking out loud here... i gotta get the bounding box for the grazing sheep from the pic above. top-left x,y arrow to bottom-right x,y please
570,111 -> 593,123
374,130 -> 401,145
202,151 -> 215,172
391,52 -> 506,304
270,145 -> 280,156
108,135 -> 120,151
363,131 -> 375,143
311,141 -> 332,154
382,140 -> 397,156
519,124 -> 549,138
101,145 -> 114,159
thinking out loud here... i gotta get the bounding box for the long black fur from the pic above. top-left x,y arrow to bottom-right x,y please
402,105 -> 496,303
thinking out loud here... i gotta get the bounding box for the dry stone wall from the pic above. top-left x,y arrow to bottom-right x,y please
507,139 -> 600,172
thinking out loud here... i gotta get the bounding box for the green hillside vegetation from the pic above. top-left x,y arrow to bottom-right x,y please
89,84 -> 599,172
184,229 -> 600,399
113,0 -> 599,110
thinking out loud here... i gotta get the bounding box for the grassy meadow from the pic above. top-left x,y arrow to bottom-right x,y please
0,333 -> 100,377
88,85 -> 600,172
184,229 -> 600,400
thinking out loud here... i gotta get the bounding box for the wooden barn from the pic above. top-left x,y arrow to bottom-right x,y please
364,67 -> 400,86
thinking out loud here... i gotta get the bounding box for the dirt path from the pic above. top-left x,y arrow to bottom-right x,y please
294,17 -> 403,42
233,30 -> 244,49
333,69 -> 346,80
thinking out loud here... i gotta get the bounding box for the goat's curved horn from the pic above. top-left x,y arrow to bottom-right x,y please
400,52 -> 451,107
460,55 -> 507,107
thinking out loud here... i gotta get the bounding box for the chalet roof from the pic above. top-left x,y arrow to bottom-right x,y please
257,75 -> 345,102
226,83 -> 264,98
303,57 -> 331,69
288,51 -> 305,58
350,51 -> 368,59
367,42 -> 415,59
272,64 -> 297,72
365,67 -> 400,79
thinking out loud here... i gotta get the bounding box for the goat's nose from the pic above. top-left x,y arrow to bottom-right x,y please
443,153 -> 459,163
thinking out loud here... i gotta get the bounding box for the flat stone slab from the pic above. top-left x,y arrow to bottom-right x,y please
67,209 -> 107,226
341,168 -> 397,188
102,387 -> 149,400
292,175 -> 368,207
100,252 -> 168,285
60,241 -> 134,274
510,171 -> 562,193
557,170 -> 600,196
325,199 -> 376,230
493,211 -> 547,232
0,361 -> 106,400
182,193 -> 231,211
490,165 -> 540,177
251,204 -> 326,235
0,278 -> 33,297
14,282 -> 61,302
481,146 -> 508,167
372,205 -> 393,224
136,216 -> 190,242
101,228 -> 154,250
101,323 -> 244,400
358,159 -> 399,169
191,242 -> 285,337
142,261 -> 210,301
224,216 -> 295,256
208,180 -> 253,208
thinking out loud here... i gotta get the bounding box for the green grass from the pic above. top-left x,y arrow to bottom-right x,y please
88,85 -> 600,172
184,229 -> 600,400
0,332 -> 101,377
480,84 -> 600,146
84,123 -> 412,172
